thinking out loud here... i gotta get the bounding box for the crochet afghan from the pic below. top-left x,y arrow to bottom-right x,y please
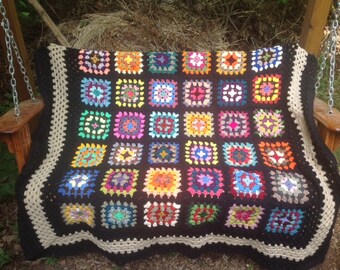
17,43 -> 340,270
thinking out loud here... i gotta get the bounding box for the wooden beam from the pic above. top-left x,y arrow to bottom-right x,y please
0,0 -> 36,102
299,0 -> 332,55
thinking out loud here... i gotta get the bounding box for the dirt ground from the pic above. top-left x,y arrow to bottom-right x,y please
0,198 -> 339,270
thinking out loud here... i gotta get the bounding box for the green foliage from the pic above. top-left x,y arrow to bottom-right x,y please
16,0 -> 41,30
0,143 -> 17,202
11,222 -> 18,236
246,264 -> 254,270
0,248 -> 12,268
0,93 -> 14,117
44,256 -> 58,266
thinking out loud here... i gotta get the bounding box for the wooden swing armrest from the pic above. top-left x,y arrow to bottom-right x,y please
0,98 -> 44,133
0,98 -> 44,172
313,97 -> 340,151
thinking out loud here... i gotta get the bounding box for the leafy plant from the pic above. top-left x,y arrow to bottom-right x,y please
246,264 -> 254,270
44,256 -> 58,266
0,93 -> 14,117
16,0 -> 41,30
0,143 -> 17,202
0,248 -> 12,268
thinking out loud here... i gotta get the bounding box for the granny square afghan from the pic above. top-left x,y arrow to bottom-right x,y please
17,44 -> 340,270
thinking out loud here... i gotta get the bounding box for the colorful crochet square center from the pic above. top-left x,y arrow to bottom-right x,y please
18,44 -> 340,270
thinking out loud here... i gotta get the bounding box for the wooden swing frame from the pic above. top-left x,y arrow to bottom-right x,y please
0,0 -> 339,173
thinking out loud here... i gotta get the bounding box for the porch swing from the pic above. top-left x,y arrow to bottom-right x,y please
0,0 -> 339,269
0,0 -> 339,173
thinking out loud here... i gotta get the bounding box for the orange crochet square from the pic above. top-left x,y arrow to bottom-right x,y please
258,141 -> 296,170
114,52 -> 143,74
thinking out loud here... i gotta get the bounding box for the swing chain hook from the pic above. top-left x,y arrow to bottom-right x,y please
0,0 -> 36,117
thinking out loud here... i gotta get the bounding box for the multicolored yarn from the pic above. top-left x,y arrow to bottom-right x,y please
71,143 -> 106,168
187,203 -> 220,226
185,140 -> 218,165
143,167 -> 181,198
218,111 -> 250,138
115,78 -> 145,108
149,111 -> 179,138
58,169 -> 99,198
18,44 -> 340,270
187,167 -> 224,198
253,109 -> 285,138
216,51 -> 247,75
147,52 -> 178,74
182,51 -> 211,74
80,77 -> 111,107
184,111 -> 214,137
252,74 -> 281,104
144,201 -> 180,227
226,204 -> 264,229
114,52 -> 143,74
78,110 -> 111,140
217,79 -> 247,107
148,142 -> 179,164
113,111 -> 145,139
100,168 -> 138,197
61,203 -> 95,227
149,79 -> 178,108
183,80 -> 213,107
78,49 -> 110,75
101,201 -> 137,229
230,168 -> 266,199
223,142 -> 257,167
108,142 -> 143,166
266,208 -> 304,235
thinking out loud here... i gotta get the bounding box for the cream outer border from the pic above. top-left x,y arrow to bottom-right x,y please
23,44 -> 335,261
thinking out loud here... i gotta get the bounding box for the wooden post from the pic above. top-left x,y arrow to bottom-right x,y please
300,0 -> 340,151
299,0 -> 332,55
0,0 -> 36,102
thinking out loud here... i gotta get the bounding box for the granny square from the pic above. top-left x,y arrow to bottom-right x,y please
18,44 -> 340,270
101,201 -> 137,229
147,52 -> 178,74
149,111 -> 179,138
80,77 -> 111,107
149,79 -> 178,108
183,79 -> 213,107
115,78 -> 145,108
217,79 -> 247,107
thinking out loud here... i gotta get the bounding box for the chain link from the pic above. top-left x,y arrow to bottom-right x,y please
314,37 -> 330,94
0,0 -> 36,117
315,0 -> 339,114
327,1 -> 339,114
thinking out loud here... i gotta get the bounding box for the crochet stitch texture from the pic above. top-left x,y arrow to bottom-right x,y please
17,44 -> 340,270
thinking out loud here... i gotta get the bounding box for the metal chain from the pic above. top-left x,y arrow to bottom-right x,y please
327,0 -> 339,114
314,37 -> 330,95
0,0 -> 36,117
315,0 -> 339,114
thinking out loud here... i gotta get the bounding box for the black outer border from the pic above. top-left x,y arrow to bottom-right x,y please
16,45 -> 340,270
